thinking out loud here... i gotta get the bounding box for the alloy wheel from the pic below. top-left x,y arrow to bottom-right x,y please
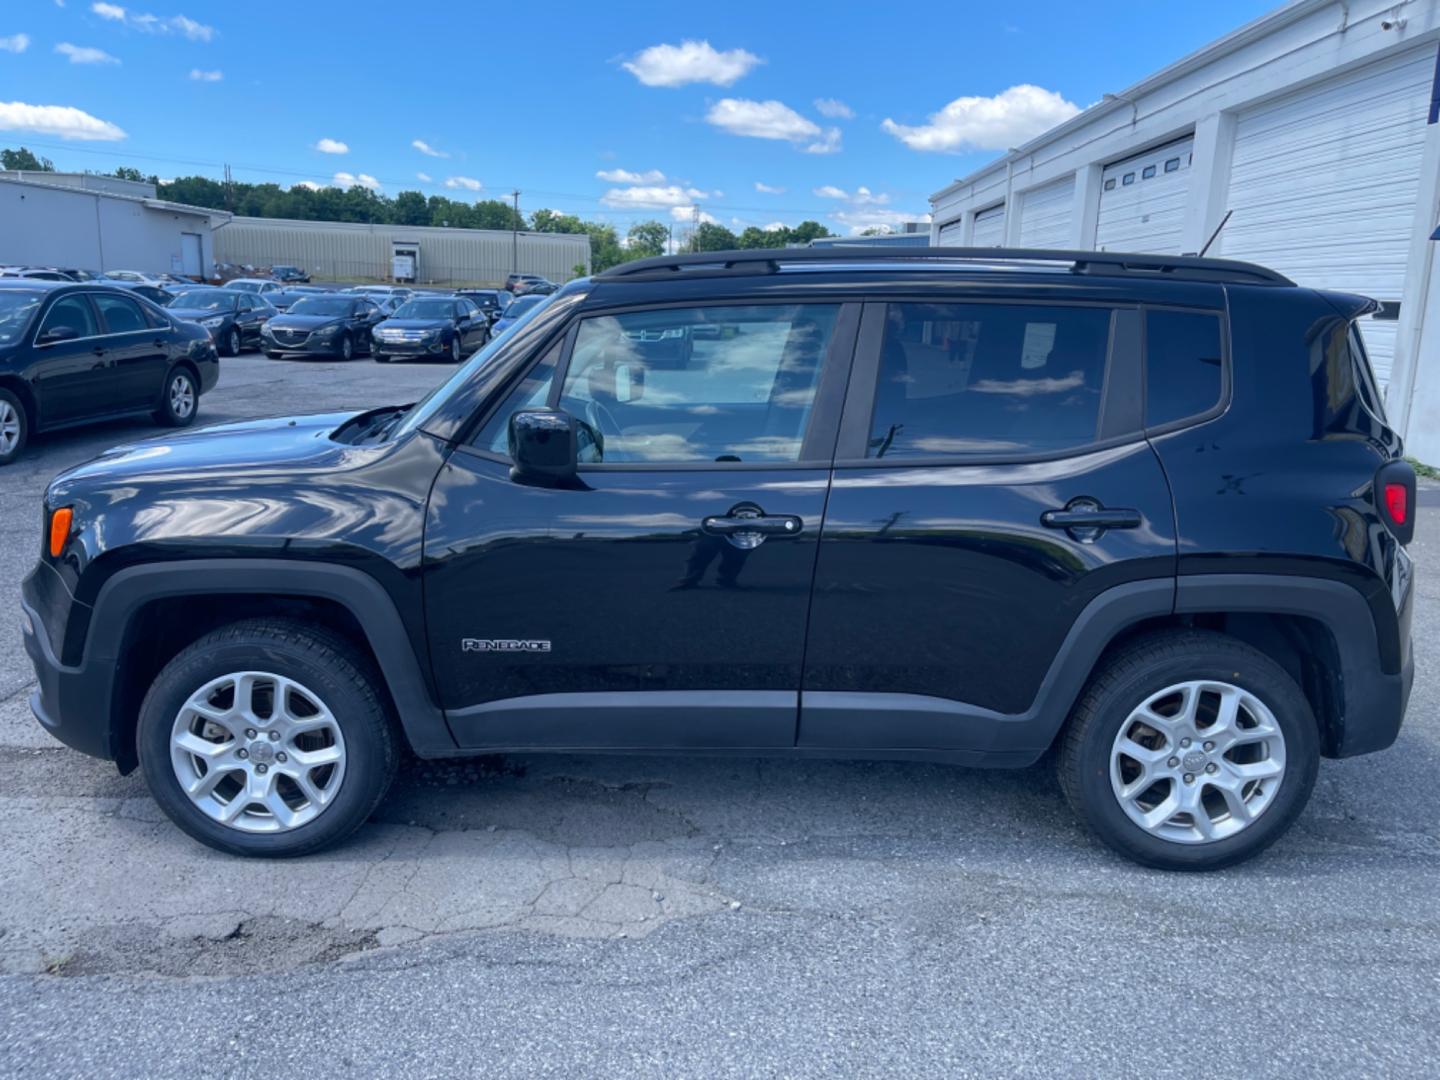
1109,680 -> 1286,844
0,399 -> 19,456
169,671 -> 347,833
169,374 -> 195,420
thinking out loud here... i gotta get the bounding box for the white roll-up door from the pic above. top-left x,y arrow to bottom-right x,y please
1095,138 -> 1194,255
1018,175 -> 1075,249
1220,47 -> 1435,387
972,203 -> 1005,247
936,217 -> 964,245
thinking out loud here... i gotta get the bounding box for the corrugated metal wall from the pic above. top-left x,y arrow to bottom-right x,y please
213,217 -> 590,285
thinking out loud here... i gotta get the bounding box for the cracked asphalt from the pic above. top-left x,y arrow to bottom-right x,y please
2,353 -> 1438,1078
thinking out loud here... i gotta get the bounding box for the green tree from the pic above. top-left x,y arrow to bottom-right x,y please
392,190 -> 429,226
692,222 -> 738,252
787,220 -> 832,245
626,220 -> 668,259
111,166 -> 147,182
1,147 -> 55,171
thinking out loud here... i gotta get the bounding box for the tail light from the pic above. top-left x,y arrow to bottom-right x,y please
48,506 -> 73,558
1376,461 -> 1416,545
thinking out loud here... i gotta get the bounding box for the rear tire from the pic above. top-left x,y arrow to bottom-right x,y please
137,618 -> 398,858
0,388 -> 28,466
224,327 -> 241,357
154,366 -> 199,427
337,333 -> 353,362
450,336 -> 461,363
1058,630 -> 1318,871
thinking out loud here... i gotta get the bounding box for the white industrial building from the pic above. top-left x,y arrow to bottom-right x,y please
213,217 -> 591,287
0,172 -> 225,278
929,0 -> 1440,460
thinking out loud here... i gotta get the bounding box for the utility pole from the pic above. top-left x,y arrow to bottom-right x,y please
691,204 -> 700,252
667,223 -> 673,256
511,189 -> 521,277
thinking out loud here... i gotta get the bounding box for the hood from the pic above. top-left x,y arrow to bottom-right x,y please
268,314 -> 345,330
377,318 -> 452,331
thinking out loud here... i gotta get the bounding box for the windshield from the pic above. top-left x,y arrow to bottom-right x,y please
503,295 -> 546,320
394,299 -> 457,320
170,291 -> 234,311
226,281 -> 261,293
288,297 -> 355,317
0,290 -> 44,344
392,292 -> 556,440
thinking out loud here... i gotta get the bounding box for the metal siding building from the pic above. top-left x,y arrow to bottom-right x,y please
928,0 -> 1440,461
0,174 -> 221,277
213,217 -> 590,285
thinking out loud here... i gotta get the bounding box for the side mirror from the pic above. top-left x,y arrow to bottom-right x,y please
509,408 -> 582,488
38,325 -> 80,344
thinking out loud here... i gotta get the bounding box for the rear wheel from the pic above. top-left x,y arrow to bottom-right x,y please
154,366 -> 198,427
137,618 -> 398,857
0,389 -> 28,466
337,333 -> 353,362
224,327 -> 241,357
449,336 -> 461,363
1058,630 -> 1318,870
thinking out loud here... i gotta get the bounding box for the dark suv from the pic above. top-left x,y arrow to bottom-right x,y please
21,249 -> 1415,868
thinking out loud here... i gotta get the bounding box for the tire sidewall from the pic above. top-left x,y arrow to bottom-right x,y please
450,336 -> 460,363
137,635 -> 390,856
1072,646 -> 1319,870
338,333 -> 352,361
0,388 -> 27,465
160,367 -> 198,427
227,327 -> 241,356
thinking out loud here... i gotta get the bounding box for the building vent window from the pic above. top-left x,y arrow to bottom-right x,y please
1104,178 -> 1117,191
1142,165 -> 1157,179
1164,157 -> 1180,173
1122,173 -> 1136,186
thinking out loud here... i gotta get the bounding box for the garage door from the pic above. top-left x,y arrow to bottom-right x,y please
1095,138 -> 1193,255
1221,47 -> 1435,387
936,217 -> 964,245
1018,175 -> 1075,249
972,203 -> 1005,247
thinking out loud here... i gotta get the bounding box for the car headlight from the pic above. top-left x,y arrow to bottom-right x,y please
200,316 -> 225,329
311,322 -> 339,339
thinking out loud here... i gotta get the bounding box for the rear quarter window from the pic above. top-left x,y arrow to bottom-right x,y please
1144,309 -> 1224,429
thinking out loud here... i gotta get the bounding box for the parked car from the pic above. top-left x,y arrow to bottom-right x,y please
345,285 -> 413,304
487,292 -> 547,337
1,267 -> 79,282
165,289 -> 275,356
270,265 -> 311,284
224,278 -> 285,296
504,273 -> 552,295
0,280 -> 218,465
18,248 -> 1415,867
125,284 -> 179,306
266,289 -> 320,312
455,288 -> 511,324
260,294 -> 384,360
372,295 -> 490,363
101,270 -> 168,287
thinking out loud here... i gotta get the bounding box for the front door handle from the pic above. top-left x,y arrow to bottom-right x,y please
701,505 -> 803,549
1040,498 -> 1141,542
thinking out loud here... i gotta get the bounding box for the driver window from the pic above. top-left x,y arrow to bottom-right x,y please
555,303 -> 839,464
39,295 -> 99,339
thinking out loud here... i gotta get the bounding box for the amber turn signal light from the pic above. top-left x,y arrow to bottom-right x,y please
49,507 -> 73,558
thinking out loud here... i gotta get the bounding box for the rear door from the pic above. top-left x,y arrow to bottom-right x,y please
423,299 -> 858,750
800,295 -> 1180,758
92,291 -> 169,411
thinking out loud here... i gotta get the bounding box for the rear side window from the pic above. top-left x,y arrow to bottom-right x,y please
866,302 -> 1113,458
1144,309 -> 1224,428
93,293 -> 149,334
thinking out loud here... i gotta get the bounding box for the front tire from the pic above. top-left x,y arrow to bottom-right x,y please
0,388 -> 28,466
154,366 -> 199,427
137,618 -> 398,857
224,327 -> 241,357
1058,630 -> 1318,871
336,333 -> 353,362
449,336 -> 461,363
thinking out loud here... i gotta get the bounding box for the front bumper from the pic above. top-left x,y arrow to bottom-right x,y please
21,565 -> 115,764
373,335 -> 448,358
261,329 -> 348,355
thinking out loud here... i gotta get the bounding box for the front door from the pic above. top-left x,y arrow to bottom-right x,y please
29,293 -> 111,426
424,300 -> 858,750
801,297 -> 1181,758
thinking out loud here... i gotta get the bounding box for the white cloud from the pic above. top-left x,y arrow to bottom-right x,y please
294,181 -> 322,191
333,171 -> 380,191
623,40 -> 760,87
813,185 -> 847,200
596,167 -> 666,184
831,208 -> 932,234
813,184 -> 889,205
56,42 -> 119,64
814,97 -> 854,120
754,181 -> 784,194
0,100 -> 125,140
670,205 -> 718,224
411,138 -> 448,158
90,4 -> 213,40
444,175 -> 482,191
416,171 -> 431,183
601,184 -> 712,209
882,84 -> 1079,152
802,127 -> 842,155
760,221 -> 789,231
0,34 -> 30,53
707,98 -> 816,142
188,67 -> 221,81
313,137 -> 348,154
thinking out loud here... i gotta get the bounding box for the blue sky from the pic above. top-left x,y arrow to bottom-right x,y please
2,0 -> 1276,236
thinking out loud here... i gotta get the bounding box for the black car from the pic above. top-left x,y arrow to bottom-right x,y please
165,289 -> 274,357
20,248 -> 1415,869
260,294 -> 384,360
0,280 -> 218,464
271,265 -> 311,284
504,273 -> 555,295
125,284 -> 178,306
267,288 -> 325,312
372,295 -> 490,363
454,288 -> 510,323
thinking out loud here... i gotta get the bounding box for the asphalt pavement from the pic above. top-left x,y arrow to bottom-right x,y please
1,353 -> 1437,1078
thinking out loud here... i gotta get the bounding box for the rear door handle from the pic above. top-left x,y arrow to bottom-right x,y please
1040,498 -> 1141,541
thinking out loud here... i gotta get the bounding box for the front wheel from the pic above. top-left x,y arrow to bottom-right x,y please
449,336 -> 461,363
336,333 -> 353,362
1058,630 -> 1318,870
137,618 -> 398,857
154,367 -> 199,427
224,327 -> 241,357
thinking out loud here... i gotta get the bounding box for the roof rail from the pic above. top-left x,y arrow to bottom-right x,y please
595,246 -> 1294,286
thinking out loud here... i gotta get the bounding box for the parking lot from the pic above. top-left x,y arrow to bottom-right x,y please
1,352 -> 1438,1078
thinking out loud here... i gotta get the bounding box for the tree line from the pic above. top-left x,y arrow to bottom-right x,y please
2,146 -> 835,272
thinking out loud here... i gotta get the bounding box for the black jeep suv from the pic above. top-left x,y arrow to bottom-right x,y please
21,249 -> 1415,868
